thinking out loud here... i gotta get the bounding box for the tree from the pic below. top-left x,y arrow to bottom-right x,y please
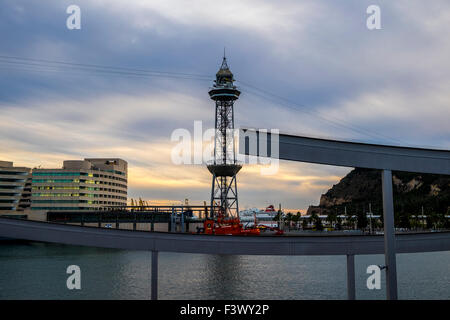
311,212 -> 323,231
327,211 -> 337,229
315,217 -> 324,231
426,212 -> 437,229
356,210 -> 368,230
437,212 -> 448,229
398,213 -> 411,229
335,216 -> 342,230
292,212 -> 301,229
273,212 -> 282,222
345,206 -> 354,229
286,212 -> 293,230
302,218 -> 308,230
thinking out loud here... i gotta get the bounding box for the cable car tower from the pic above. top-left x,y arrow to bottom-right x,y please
207,54 -> 242,218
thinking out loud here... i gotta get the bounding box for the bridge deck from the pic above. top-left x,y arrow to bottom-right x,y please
1,217 -> 449,255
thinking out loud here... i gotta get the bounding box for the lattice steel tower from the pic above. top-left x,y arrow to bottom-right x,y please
207,55 -> 242,218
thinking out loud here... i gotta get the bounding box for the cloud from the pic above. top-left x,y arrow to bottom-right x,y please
321,81 -> 450,148
0,90 -> 351,210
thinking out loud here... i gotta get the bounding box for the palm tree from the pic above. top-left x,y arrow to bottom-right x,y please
311,212 -> 323,231
292,212 -> 301,229
286,212 -> 293,231
327,210 -> 338,229
302,218 -> 308,230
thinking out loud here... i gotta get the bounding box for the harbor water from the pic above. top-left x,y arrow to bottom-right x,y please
0,241 -> 449,300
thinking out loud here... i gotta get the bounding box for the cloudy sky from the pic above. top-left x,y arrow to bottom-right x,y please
0,0 -> 449,211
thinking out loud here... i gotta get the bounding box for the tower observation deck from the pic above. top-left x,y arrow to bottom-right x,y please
207,55 -> 242,218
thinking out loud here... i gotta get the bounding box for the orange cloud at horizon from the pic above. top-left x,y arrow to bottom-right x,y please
0,93 -> 351,212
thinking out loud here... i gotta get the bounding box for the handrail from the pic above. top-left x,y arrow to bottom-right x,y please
0,217 -> 449,255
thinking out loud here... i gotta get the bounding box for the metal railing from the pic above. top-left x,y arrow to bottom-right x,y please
1,216 -> 449,300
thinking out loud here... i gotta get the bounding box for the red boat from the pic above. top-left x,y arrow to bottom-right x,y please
199,208 -> 283,236
203,216 -> 260,236
195,206 -> 258,236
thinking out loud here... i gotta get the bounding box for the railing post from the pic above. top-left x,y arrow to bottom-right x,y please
382,169 -> 398,300
181,213 -> 185,233
346,254 -> 356,300
168,213 -> 171,232
171,207 -> 175,232
151,250 -> 158,300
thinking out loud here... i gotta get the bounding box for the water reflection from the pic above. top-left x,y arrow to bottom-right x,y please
0,242 -> 448,300
204,255 -> 245,299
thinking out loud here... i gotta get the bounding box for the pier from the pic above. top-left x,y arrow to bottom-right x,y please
44,205 -> 210,233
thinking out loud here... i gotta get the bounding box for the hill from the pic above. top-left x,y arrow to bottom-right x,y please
307,168 -> 450,227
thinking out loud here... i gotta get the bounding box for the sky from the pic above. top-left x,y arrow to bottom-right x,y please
0,0 -> 449,212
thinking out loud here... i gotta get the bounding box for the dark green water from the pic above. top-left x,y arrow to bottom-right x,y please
0,241 -> 448,299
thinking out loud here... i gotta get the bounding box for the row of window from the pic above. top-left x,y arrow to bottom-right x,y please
33,186 -> 82,190
32,200 -> 123,204
32,193 -> 127,200
33,200 -> 124,204
33,172 -> 127,183
31,207 -> 90,211
0,179 -> 26,183
0,193 -> 21,196
31,207 -> 120,211
32,186 -> 127,194
105,170 -> 126,176
32,179 -> 127,189
0,186 -> 23,190
33,172 -> 92,177
0,171 -> 29,175
33,193 -> 81,197
94,172 -> 127,182
33,200 -> 91,204
32,179 -> 79,183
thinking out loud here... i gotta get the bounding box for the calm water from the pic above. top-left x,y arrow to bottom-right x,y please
0,241 -> 449,300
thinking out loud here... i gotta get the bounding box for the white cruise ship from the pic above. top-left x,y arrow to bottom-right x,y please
239,205 -> 280,228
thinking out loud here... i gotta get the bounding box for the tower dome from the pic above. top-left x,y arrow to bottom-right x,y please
215,56 -> 234,85
209,55 -> 240,101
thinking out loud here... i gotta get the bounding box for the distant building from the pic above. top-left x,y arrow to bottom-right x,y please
0,161 -> 31,215
31,158 -> 127,212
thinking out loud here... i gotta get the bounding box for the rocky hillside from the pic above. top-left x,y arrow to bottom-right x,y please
307,168 -> 450,219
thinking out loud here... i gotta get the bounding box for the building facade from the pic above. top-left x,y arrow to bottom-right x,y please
31,158 -> 127,212
0,161 -> 31,215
